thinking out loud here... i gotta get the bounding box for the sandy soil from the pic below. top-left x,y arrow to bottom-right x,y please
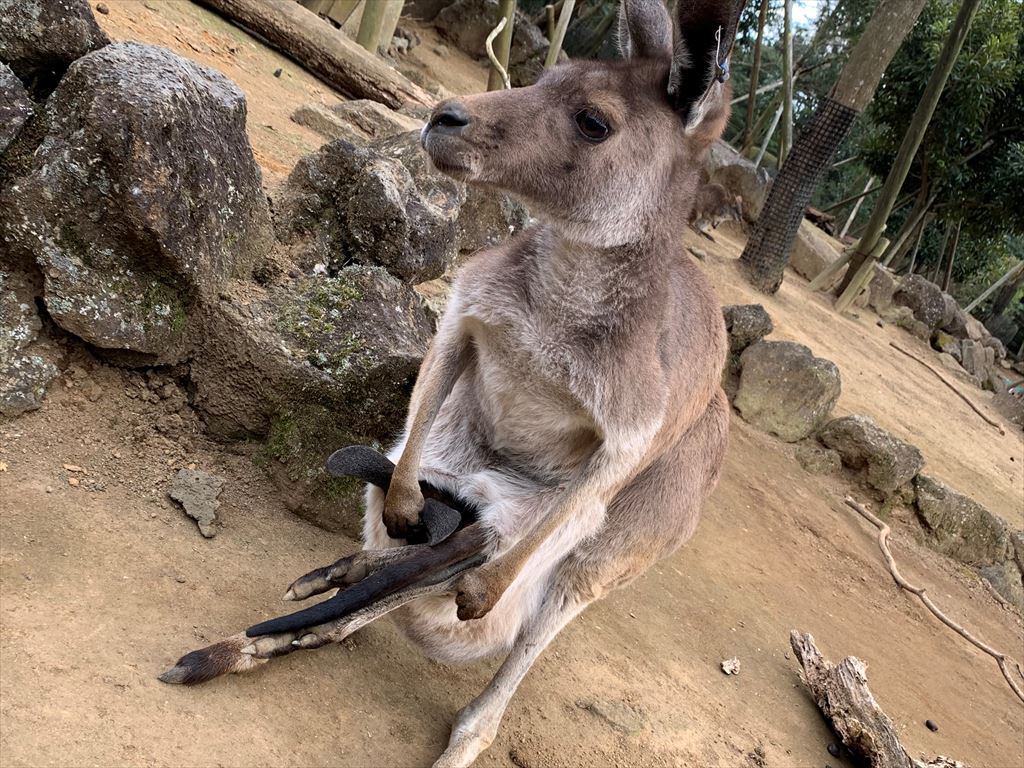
2,4 -> 1023,768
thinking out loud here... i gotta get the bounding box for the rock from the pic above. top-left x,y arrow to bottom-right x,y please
0,0 -> 109,96
578,699 -> 646,734
168,468 -> 224,538
291,99 -> 422,143
942,305 -> 969,338
867,265 -> 900,314
0,64 -> 34,156
980,561 -> 1024,612
436,0 -> 547,67
734,341 -> 841,442
704,141 -> 770,222
720,657 -> 741,675
820,415 -> 924,495
935,352 -> 960,371
963,313 -> 987,342
0,43 -> 273,362
959,339 -> 988,378
790,220 -> 843,283
931,331 -> 960,360
991,390 -> 1024,427
913,475 -> 1012,567
722,304 -> 773,354
190,266 -> 433,535
896,311 -> 931,341
0,269 -> 59,416
278,131 -> 527,283
981,335 -> 1006,360
893,275 -> 946,329
795,441 -> 841,475
939,293 -> 958,329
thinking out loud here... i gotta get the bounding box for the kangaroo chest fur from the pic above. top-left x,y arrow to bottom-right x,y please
438,226 -> 666,482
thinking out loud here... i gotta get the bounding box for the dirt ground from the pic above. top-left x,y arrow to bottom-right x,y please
2,3 -> 1023,767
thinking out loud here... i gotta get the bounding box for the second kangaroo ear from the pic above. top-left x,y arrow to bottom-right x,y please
670,0 -> 747,128
617,0 -> 673,60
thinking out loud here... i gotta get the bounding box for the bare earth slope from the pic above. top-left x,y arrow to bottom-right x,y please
1,3 -> 1022,767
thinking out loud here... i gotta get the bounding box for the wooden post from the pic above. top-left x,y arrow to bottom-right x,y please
545,0 -> 575,67
754,103 -> 783,169
326,0 -> 361,26
780,0 -> 794,163
378,1 -> 405,53
839,176 -> 876,239
964,261 -> 1024,314
834,237 -> 889,314
741,0 -> 770,152
488,0 -> 516,91
356,0 -> 389,52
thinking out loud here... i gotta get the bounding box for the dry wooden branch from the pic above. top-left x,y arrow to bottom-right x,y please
888,341 -> 1005,436
790,631 -> 916,768
485,16 -> 511,90
843,496 -> 1024,704
193,0 -> 433,109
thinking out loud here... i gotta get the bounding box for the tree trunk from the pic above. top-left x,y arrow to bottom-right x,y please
740,0 -> 770,153
488,0 -> 516,91
193,0 -> 432,109
834,0 -> 982,301
738,0 -> 928,294
779,0 -> 794,163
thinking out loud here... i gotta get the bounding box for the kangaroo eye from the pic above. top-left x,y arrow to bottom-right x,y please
574,109 -> 611,143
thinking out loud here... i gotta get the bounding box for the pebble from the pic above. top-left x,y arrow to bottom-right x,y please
175,576 -> 186,584
96,2 -> 109,13
45,486 -> 53,493
925,719 -> 938,732
826,743 -> 841,758
68,477 -> 80,487
273,68 -> 283,78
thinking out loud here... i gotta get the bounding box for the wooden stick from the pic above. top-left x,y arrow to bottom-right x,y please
485,16 -> 511,90
193,0 -> 433,109
888,341 -> 1005,435
843,496 -> 1024,704
544,0 -> 575,67
789,631 -> 916,768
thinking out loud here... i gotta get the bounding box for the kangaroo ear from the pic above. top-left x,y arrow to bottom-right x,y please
617,0 -> 673,60
670,0 -> 747,129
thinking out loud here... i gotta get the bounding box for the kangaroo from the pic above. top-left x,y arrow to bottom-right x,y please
161,1 -> 742,765
690,180 -> 744,237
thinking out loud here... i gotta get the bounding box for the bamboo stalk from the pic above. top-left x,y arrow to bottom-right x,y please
377,0 -> 405,53
356,0 -> 388,52
545,0 -> 575,67
488,0 -> 516,91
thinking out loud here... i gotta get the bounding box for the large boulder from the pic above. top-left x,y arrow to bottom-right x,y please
893,275 -> 946,329
981,561 -> 1024,612
820,415 -> 924,495
790,220 -> 843,283
0,64 -> 34,156
0,268 -> 59,415
733,341 -> 841,442
190,266 -> 433,535
0,0 -> 109,96
941,305 -> 970,338
867,265 -> 900,314
913,475 -> 1013,567
0,43 -> 273,362
277,131 -> 528,283
436,0 -> 547,67
958,339 -> 989,378
722,304 -> 773,354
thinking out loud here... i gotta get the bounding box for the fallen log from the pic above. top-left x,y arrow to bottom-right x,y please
193,0 -> 434,110
790,631 -> 971,768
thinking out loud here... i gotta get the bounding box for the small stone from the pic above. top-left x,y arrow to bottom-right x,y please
168,468 -> 225,538
273,68 -> 283,78
0,461 -> 6,472
926,719 -> 938,732
827,743 -> 841,758
68,477 -> 80,487
175,575 -> 186,584
45,486 -> 53,493
96,2 -> 109,13
721,657 -> 741,675
689,247 -> 708,261
62,464 -> 86,473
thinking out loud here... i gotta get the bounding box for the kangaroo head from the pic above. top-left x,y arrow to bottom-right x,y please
421,0 -> 745,247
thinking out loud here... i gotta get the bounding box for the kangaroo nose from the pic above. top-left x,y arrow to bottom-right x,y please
426,102 -> 471,136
